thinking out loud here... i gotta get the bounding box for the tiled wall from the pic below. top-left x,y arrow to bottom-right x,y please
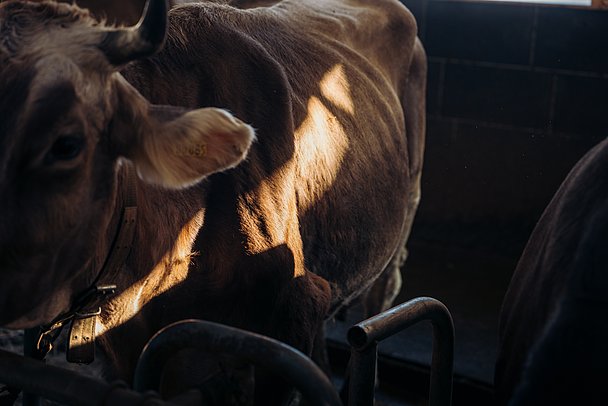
401,0 -> 608,254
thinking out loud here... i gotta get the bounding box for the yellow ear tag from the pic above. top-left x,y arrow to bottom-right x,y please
174,143 -> 207,158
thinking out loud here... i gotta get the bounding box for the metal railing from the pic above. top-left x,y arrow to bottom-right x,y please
347,297 -> 454,406
134,319 -> 342,406
0,348 -> 172,406
1,297 -> 453,406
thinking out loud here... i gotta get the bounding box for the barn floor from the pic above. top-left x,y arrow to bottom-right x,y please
326,239 -> 517,405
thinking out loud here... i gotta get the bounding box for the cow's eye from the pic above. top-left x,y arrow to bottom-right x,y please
45,136 -> 85,163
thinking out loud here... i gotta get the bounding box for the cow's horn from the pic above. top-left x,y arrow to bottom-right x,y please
98,0 -> 168,66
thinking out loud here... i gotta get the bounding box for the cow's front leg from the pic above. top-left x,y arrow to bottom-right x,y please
273,271 -> 332,353
253,270 -> 331,404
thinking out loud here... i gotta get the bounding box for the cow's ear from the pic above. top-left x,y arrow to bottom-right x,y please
111,76 -> 255,189
133,105 -> 255,188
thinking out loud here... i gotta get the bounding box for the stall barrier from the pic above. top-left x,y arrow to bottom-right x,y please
134,319 -> 342,406
347,296 -> 454,406
0,348 -> 171,406
0,296 -> 453,405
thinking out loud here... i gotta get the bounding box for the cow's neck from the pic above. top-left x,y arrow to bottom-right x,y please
94,164 -> 138,285
97,167 -> 208,336
25,164 -> 139,364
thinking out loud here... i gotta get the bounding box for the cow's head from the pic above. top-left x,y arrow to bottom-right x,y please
0,0 -> 254,328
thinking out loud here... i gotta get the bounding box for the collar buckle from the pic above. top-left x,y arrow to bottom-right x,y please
65,284 -> 117,364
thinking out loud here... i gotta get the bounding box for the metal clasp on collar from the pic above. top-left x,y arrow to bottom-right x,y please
74,307 -> 102,319
66,284 -> 117,365
75,285 -> 117,309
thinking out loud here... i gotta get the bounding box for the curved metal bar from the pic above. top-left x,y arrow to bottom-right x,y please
134,319 -> 342,406
347,297 -> 454,406
0,348 -> 172,406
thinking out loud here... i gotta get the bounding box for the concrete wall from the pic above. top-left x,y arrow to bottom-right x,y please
401,0 -> 608,255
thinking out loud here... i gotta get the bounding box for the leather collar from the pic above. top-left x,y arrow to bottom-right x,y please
31,164 -> 138,364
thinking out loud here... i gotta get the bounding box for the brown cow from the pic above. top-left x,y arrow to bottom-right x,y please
495,138 -> 608,405
0,0 -> 425,402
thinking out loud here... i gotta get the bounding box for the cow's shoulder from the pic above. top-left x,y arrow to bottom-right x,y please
125,4 -> 294,126
276,0 -> 418,69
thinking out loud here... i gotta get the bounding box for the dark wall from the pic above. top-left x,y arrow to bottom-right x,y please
401,0 -> 608,255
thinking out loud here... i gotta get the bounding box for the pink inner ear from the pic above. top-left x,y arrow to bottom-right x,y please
203,125 -> 254,165
138,107 -> 255,188
186,107 -> 255,165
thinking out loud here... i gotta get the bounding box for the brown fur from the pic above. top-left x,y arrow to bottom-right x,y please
0,0 -> 192,24
0,0 -> 425,402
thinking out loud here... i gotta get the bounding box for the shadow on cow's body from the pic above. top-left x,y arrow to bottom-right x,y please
496,137 -> 608,405
0,0 -> 426,402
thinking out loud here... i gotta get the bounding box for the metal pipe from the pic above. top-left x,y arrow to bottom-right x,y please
0,349 -> 172,406
134,319 -> 343,406
347,297 -> 454,406
347,341 -> 377,405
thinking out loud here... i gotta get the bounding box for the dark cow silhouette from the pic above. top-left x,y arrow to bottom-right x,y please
0,0 -> 426,402
496,138 -> 608,405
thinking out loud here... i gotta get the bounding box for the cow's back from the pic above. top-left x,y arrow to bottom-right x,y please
270,0 -> 418,89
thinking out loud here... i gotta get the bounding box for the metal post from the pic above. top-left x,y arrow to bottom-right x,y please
347,297 -> 454,406
347,341 -> 378,406
134,319 -> 342,406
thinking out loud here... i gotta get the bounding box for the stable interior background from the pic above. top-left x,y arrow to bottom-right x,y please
327,0 -> 608,404
0,1 -> 606,405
